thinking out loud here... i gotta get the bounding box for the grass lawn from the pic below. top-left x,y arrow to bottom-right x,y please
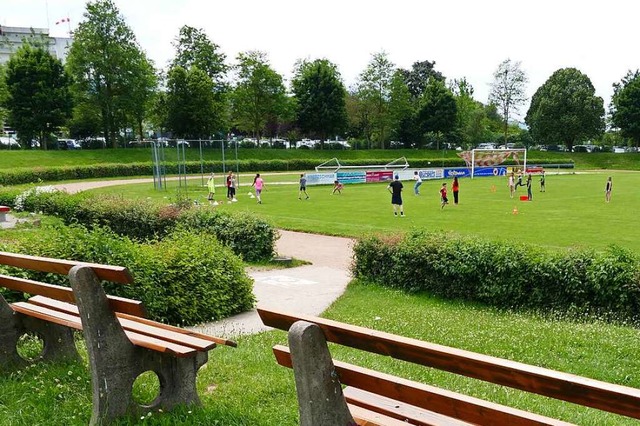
91,170 -> 640,252
1,281 -> 638,425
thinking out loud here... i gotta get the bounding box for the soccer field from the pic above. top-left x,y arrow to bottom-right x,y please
92,170 -> 639,252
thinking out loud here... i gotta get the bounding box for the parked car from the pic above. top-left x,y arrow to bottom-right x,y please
0,136 -> 20,148
58,139 -> 82,150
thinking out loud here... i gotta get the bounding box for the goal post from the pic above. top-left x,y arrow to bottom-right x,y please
469,148 -> 527,179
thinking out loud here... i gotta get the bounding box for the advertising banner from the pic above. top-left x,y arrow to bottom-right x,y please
444,168 -> 471,178
366,170 -> 394,183
417,169 -> 444,180
305,173 -> 336,186
474,167 -> 507,177
525,166 -> 545,174
336,171 -> 366,184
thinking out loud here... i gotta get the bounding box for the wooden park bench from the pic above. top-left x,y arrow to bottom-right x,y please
258,307 -> 640,426
0,251 -> 236,425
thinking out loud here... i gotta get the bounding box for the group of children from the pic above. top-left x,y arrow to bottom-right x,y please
206,171 -> 266,204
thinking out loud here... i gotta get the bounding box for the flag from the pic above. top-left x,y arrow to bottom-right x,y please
55,17 -> 70,25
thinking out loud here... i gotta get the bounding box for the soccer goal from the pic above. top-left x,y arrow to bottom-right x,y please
459,148 -> 527,178
314,157 -> 409,173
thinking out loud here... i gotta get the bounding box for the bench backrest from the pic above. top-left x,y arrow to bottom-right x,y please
0,251 -> 145,317
258,308 -> 640,423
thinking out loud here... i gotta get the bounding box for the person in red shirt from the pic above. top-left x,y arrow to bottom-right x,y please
452,176 -> 460,205
440,182 -> 449,209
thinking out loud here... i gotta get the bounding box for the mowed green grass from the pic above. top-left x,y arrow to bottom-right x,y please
92,170 -> 639,252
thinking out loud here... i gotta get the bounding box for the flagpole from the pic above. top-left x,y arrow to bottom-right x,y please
45,0 -> 50,29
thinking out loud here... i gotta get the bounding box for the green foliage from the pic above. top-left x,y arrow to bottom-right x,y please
171,25 -> 227,85
11,188 -> 276,262
353,231 -> 640,323
526,68 -> 605,151
610,70 -> 640,147
2,44 -> 72,148
292,59 -> 348,142
416,79 -> 457,144
489,59 -> 528,142
9,224 -> 255,325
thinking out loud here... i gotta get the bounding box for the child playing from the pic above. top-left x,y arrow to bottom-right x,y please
252,173 -> 265,204
331,180 -> 344,195
299,174 -> 309,199
440,182 -> 449,209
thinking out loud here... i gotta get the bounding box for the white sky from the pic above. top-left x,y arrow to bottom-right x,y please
2,0 -> 638,116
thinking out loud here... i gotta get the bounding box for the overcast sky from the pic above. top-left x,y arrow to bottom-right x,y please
2,0 -> 638,117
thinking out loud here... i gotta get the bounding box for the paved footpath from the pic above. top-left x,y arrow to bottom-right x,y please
50,179 -> 354,338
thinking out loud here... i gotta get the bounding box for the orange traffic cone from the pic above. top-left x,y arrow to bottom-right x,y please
512,206 -> 519,215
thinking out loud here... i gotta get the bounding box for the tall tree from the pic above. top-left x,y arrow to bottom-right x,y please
489,59 -> 528,143
166,65 -> 216,139
292,58 -> 347,147
399,59 -> 445,99
231,51 -> 288,141
355,51 -> 395,148
388,70 -> 416,147
416,79 -> 457,149
2,45 -> 72,149
67,0 -> 153,147
0,64 -> 8,130
172,26 -> 227,84
525,68 -> 604,151
610,70 -> 640,147
450,77 -> 481,148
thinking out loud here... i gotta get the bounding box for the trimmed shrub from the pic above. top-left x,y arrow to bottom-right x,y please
353,231 -> 640,323
11,188 -> 276,262
8,224 -> 255,325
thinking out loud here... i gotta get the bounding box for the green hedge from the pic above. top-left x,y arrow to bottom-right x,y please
0,158 -> 574,185
1,225 -> 255,325
352,231 -> 640,323
10,188 -> 277,262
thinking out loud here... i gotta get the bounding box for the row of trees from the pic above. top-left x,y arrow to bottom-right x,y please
1,0 -> 639,151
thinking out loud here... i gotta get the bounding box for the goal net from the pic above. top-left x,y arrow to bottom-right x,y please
457,148 -> 527,178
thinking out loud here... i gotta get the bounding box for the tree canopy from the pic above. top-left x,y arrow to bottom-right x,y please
416,79 -> 457,148
292,59 -> 347,146
610,70 -> 640,147
525,67 -> 604,151
489,59 -> 528,142
3,45 -> 72,149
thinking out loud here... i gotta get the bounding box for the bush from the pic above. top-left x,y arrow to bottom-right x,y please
11,188 -> 277,262
8,224 -> 255,325
353,231 -> 640,323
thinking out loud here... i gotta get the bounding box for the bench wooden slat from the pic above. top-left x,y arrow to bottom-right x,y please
273,345 -> 572,426
28,296 -> 216,352
259,308 -> 640,420
0,251 -> 133,284
0,275 -> 147,317
12,302 -> 197,358
345,387 -> 477,426
349,403 -> 423,426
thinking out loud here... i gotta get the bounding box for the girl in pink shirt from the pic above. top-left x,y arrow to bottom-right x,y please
252,173 -> 265,204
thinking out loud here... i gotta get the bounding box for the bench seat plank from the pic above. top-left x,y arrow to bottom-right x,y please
28,296 -> 216,352
0,251 -> 133,284
345,387 -> 476,426
12,302 -> 197,358
0,275 -> 146,317
259,308 -> 640,420
349,403 -> 423,426
273,345 -> 573,426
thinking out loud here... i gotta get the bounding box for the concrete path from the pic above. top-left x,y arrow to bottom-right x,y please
45,179 -> 354,338
191,230 -> 354,337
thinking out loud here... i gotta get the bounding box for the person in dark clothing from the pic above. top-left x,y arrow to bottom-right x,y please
387,175 -> 404,217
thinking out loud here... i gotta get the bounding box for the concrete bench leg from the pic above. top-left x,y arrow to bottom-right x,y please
0,295 -> 79,370
69,265 -> 205,426
288,320 -> 355,426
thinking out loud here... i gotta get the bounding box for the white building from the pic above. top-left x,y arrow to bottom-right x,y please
0,26 -> 72,65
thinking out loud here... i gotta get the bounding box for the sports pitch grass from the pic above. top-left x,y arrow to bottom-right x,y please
91,170 -> 638,252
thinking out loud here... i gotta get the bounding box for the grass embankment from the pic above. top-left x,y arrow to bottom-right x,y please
1,147 -> 638,171
1,281 -> 638,425
91,171 -> 640,252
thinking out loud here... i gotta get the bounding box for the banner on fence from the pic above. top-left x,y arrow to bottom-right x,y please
337,171 -> 367,184
366,170 -> 393,182
444,168 -> 471,178
305,173 -> 336,186
417,169 -> 444,180
474,167 -> 507,177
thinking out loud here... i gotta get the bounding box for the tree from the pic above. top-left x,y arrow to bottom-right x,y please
489,59 -> 528,143
355,51 -> 395,148
0,64 -> 8,130
525,68 -> 604,151
67,0 -> 154,147
231,51 -> 288,141
166,66 -> 216,139
398,59 -> 445,99
416,79 -> 457,149
387,70 -> 416,147
451,77 -> 480,148
172,26 -> 227,84
2,45 -> 72,149
610,70 -> 640,147
292,59 -> 347,146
